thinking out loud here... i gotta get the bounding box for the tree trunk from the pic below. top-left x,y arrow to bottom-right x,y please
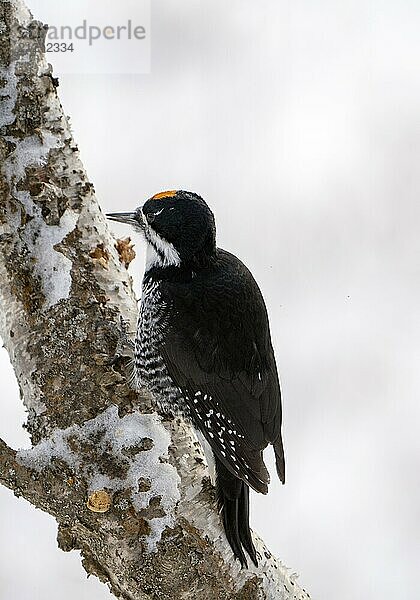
0,1 -> 310,598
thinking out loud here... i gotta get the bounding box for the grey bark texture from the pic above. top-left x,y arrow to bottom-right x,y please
0,1 -> 311,598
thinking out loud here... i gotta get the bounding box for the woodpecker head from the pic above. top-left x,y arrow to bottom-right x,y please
107,190 -> 216,270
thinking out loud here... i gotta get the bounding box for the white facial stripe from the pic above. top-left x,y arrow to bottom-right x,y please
145,244 -> 161,271
144,225 -> 181,270
138,207 -> 181,271
139,209 -> 147,226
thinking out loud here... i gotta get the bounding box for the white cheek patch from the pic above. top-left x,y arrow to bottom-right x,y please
144,226 -> 181,270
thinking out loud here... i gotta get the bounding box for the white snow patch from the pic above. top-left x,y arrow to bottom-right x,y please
24,206 -> 78,308
17,406 -> 181,551
2,129 -> 78,307
4,134 -> 62,184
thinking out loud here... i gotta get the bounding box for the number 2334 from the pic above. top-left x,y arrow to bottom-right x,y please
46,43 -> 74,53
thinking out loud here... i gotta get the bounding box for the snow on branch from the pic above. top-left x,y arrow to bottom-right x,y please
17,406 -> 182,551
0,0 -> 311,598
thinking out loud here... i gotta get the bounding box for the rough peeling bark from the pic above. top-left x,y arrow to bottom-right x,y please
0,1 -> 311,599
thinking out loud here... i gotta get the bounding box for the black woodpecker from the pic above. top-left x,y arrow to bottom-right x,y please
107,190 -> 285,568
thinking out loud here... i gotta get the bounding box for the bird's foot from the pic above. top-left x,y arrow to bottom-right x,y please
108,316 -> 135,365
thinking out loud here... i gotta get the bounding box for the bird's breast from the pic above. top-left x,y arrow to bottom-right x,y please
134,279 -> 186,417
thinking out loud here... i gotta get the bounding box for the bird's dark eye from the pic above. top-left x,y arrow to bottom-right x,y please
146,208 -> 164,224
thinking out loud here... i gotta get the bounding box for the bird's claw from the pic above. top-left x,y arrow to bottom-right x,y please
108,316 -> 135,365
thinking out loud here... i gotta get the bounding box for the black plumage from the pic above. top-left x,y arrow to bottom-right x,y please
107,190 -> 285,568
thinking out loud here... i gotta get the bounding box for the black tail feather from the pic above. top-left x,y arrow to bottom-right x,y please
215,458 -> 257,568
237,482 -> 258,566
274,434 -> 286,484
220,492 -> 248,568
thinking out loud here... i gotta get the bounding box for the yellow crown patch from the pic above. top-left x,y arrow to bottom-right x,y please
151,190 -> 177,200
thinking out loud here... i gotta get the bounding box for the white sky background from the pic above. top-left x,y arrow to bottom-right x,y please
1,1 -> 420,598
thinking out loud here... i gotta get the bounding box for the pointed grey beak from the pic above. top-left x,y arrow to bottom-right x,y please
106,212 -> 137,225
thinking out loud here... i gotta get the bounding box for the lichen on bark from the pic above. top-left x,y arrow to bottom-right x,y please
0,1 -> 311,598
